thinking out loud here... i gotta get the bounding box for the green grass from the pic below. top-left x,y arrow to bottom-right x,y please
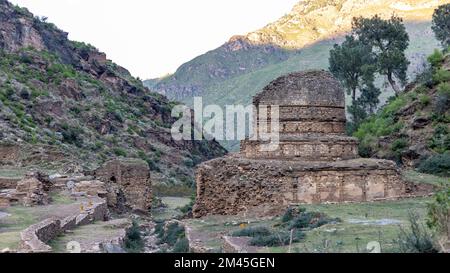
152,197 -> 191,221
403,170 -> 450,188
0,168 -> 27,179
0,231 -> 22,250
49,192 -> 74,205
49,219 -> 130,253
0,206 -> 38,250
184,197 -> 433,253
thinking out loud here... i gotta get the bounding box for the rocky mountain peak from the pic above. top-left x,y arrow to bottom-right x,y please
245,0 -> 447,48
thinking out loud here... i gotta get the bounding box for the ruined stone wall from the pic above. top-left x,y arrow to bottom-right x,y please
95,159 -> 152,213
193,157 -> 405,217
19,218 -> 61,252
0,177 -> 20,189
19,200 -> 108,252
0,144 -> 19,163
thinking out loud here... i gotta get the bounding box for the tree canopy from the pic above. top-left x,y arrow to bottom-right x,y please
352,15 -> 410,95
432,4 -> 450,48
329,36 -> 376,102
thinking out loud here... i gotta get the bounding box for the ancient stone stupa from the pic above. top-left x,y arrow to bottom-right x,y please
193,70 -> 405,217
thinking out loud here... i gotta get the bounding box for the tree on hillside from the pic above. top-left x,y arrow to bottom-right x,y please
432,4 -> 450,48
329,35 -> 379,131
352,15 -> 410,95
329,36 -> 376,102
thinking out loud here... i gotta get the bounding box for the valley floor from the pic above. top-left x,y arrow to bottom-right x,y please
183,197 -> 432,253
0,169 -> 448,253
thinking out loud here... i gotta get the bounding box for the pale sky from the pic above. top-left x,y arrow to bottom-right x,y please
9,0 -> 299,79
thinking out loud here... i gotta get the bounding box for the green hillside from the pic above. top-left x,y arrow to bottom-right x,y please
187,22 -> 439,151
354,48 -> 450,175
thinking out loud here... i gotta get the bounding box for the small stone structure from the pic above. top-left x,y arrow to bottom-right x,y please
0,172 -> 51,208
193,71 -> 406,217
95,159 -> 152,214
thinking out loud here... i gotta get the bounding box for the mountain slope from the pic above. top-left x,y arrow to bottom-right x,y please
146,0 -> 447,151
0,0 -> 226,188
149,36 -> 296,101
354,49 -> 449,173
245,0 -> 443,48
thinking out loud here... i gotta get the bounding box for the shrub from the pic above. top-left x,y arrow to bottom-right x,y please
288,211 -> 340,230
435,84 -> 450,114
417,154 -> 450,177
414,85 -> 429,94
427,49 -> 444,67
124,220 -> 144,253
382,96 -> 407,117
183,158 -> 194,168
154,220 -> 165,237
157,222 -> 186,246
427,188 -> 450,239
179,195 -> 195,215
437,82 -> 450,96
232,226 -> 272,237
418,94 -> 431,106
395,211 -> 438,253
113,147 -> 127,157
428,125 -> 450,154
432,68 -> 450,84
61,125 -> 83,147
391,138 -> 408,152
354,117 -> 402,140
172,238 -> 190,253
281,207 -> 305,223
280,207 -> 341,230
249,230 -> 305,247
137,151 -> 160,171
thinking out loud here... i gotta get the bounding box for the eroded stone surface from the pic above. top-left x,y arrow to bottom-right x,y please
0,172 -> 51,207
95,159 -> 152,214
194,71 -> 407,217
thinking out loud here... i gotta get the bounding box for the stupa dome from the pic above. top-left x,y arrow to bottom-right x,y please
253,70 -> 345,108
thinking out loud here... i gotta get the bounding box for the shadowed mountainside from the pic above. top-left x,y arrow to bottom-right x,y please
0,0 -> 227,188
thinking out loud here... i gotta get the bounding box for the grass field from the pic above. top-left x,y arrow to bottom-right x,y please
0,193 -> 82,250
152,197 -> 191,221
49,219 -> 130,253
184,197 -> 432,253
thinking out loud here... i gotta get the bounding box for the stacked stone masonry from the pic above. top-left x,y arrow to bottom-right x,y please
95,159 -> 152,214
19,199 -> 107,253
193,71 -> 407,217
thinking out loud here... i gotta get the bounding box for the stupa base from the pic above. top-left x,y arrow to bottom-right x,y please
193,155 -> 406,218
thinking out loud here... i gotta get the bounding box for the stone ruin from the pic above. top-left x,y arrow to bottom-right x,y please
0,172 -> 51,208
94,159 -> 152,214
193,70 -> 406,217
0,158 -> 152,215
